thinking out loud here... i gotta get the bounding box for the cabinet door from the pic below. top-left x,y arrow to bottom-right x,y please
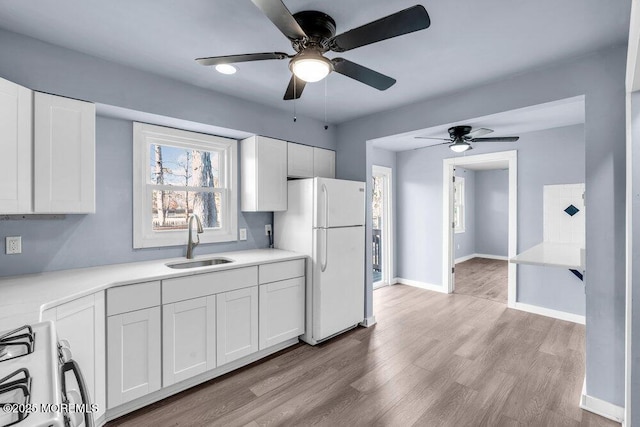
287,142 -> 314,178
34,92 -> 95,213
45,293 -> 106,422
163,296 -> 216,386
256,136 -> 287,211
216,287 -> 258,365
0,78 -> 32,213
259,277 -> 304,350
107,307 -> 161,408
313,147 -> 336,178
242,136 -> 287,212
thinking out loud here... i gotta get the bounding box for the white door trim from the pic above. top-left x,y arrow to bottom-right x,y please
442,150 -> 518,308
372,165 -> 394,289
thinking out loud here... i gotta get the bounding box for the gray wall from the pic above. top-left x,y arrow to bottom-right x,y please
396,125 -> 585,316
0,29 -> 334,277
454,168 -> 476,260
475,169 -> 509,257
336,45 -> 625,406
370,147 -> 398,280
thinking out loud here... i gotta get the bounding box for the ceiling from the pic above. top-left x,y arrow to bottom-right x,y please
370,96 -> 585,152
0,1 -> 629,123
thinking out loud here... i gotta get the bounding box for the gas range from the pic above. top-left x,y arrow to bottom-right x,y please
0,322 -> 93,427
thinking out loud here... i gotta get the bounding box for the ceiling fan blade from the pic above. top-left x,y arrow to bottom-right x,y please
283,75 -> 306,100
471,137 -> 520,142
414,137 -> 451,141
329,5 -> 430,52
196,52 -> 289,66
251,0 -> 307,40
332,58 -> 396,90
414,141 -> 450,150
465,128 -> 493,139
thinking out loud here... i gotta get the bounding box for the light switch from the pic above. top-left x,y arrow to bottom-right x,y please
239,228 -> 247,241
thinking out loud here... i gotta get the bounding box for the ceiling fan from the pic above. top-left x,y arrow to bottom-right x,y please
196,0 -> 431,100
415,126 -> 520,152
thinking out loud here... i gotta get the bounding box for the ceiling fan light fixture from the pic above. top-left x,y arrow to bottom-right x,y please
215,63 -> 237,75
449,140 -> 471,153
289,51 -> 333,83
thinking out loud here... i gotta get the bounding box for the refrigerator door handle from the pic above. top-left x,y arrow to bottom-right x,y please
322,183 -> 329,228
321,228 -> 328,272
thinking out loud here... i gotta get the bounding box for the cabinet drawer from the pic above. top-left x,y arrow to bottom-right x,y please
259,259 -> 305,284
107,281 -> 160,316
163,266 -> 258,304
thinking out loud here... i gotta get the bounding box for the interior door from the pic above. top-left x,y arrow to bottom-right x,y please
313,226 -> 365,340
314,178 -> 365,228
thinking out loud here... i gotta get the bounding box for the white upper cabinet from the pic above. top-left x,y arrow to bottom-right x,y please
313,147 -> 336,178
0,78 -> 32,213
287,143 -> 336,179
34,92 -> 96,213
287,142 -> 314,178
241,135 -> 287,212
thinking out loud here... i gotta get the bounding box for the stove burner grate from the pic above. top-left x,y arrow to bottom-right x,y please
0,326 -> 34,363
0,368 -> 31,427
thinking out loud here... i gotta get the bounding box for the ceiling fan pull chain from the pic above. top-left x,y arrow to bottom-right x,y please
293,77 -> 297,122
324,78 -> 328,130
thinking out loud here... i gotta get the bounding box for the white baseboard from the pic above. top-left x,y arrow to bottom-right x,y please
580,378 -> 625,423
395,278 -> 447,293
475,253 -> 509,261
391,277 -> 400,285
360,316 -> 377,327
513,302 -> 585,325
454,253 -> 476,264
455,253 -> 508,264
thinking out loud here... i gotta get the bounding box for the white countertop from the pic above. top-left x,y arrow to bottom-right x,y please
509,242 -> 583,270
0,249 -> 305,331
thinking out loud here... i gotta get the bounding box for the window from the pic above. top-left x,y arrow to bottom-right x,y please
133,122 -> 237,248
454,176 -> 465,233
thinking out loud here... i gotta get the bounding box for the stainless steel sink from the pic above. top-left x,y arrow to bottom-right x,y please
166,258 -> 233,269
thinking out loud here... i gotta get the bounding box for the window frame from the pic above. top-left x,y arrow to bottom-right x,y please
453,176 -> 465,233
133,122 -> 238,249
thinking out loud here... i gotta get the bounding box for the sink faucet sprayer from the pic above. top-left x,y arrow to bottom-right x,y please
186,214 -> 204,259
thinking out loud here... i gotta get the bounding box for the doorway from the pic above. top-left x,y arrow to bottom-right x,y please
372,165 -> 393,289
453,167 -> 509,304
442,150 -> 517,307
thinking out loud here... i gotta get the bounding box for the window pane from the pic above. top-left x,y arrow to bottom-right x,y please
152,190 -> 222,231
149,144 -> 221,188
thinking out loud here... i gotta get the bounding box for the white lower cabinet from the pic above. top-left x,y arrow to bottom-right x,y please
106,281 -> 162,408
107,306 -> 161,408
41,292 -> 106,422
216,287 -> 259,365
163,296 -> 216,386
259,277 -> 305,350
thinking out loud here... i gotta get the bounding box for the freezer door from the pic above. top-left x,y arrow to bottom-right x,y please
312,226 -> 365,340
314,178 -> 365,228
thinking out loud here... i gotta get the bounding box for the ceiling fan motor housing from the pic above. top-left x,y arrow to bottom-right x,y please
448,125 -> 473,139
292,11 -> 337,52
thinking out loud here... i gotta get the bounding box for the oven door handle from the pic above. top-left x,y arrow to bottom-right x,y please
61,360 -> 94,427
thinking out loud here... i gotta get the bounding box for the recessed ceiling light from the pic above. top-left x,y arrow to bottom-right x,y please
215,64 -> 237,75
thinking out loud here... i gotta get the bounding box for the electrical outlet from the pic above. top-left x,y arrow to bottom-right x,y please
265,224 -> 272,236
239,228 -> 247,241
6,236 -> 21,255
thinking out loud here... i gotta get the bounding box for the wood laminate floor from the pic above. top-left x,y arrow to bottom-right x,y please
455,258 -> 508,304
108,285 -> 617,427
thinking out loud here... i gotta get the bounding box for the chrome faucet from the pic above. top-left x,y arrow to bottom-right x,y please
186,214 -> 204,259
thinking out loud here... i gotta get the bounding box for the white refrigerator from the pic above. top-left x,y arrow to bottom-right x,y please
274,177 -> 365,345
